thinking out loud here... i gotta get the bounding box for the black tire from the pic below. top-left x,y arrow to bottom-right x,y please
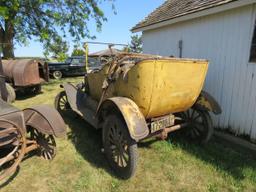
103,114 -> 138,179
27,85 -> 42,95
32,85 -> 42,94
55,91 -> 71,115
178,108 -> 213,144
5,83 -> 16,103
53,71 -> 62,80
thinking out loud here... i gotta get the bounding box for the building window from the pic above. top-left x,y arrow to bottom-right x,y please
250,22 -> 256,62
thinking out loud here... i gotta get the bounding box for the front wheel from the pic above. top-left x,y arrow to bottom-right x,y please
103,114 -> 138,179
55,91 -> 71,115
177,108 -> 213,144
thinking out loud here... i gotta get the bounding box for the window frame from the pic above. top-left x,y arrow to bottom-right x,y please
249,19 -> 256,63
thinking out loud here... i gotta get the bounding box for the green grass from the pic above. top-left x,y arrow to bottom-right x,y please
1,77 -> 256,192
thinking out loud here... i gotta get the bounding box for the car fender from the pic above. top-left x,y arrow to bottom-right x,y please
23,105 -> 66,138
99,97 -> 149,142
194,91 -> 222,114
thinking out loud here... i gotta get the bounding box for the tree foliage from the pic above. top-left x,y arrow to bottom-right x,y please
0,0 -> 114,58
71,48 -> 85,56
128,34 -> 142,53
43,36 -> 69,61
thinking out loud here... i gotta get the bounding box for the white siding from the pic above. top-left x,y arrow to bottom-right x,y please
142,4 -> 256,139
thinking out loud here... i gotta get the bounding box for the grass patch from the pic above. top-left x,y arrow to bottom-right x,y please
1,77 -> 256,192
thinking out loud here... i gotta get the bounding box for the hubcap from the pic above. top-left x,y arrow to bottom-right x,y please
54,71 -> 62,79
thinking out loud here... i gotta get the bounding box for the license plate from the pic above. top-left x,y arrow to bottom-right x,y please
150,114 -> 174,133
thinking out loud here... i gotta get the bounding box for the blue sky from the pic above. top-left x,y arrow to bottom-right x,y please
15,0 -> 165,57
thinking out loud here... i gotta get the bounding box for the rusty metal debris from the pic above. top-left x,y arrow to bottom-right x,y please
0,102 -> 66,182
0,57 -> 66,182
1,59 -> 49,102
2,59 -> 48,87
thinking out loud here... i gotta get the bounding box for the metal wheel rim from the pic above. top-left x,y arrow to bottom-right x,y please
107,124 -> 130,168
0,120 -> 26,181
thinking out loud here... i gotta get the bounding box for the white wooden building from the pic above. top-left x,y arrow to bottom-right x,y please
132,0 -> 256,140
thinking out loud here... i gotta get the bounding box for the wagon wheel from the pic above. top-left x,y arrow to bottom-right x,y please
53,71 -> 62,80
177,108 -> 213,144
0,120 -> 26,181
103,114 -> 138,179
29,128 -> 56,160
55,91 -> 71,115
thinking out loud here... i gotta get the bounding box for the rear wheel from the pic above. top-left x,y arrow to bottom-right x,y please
177,108 -> 213,144
103,114 -> 138,179
53,71 -> 62,80
31,85 -> 42,95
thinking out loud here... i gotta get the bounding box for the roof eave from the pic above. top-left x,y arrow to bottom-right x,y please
132,0 -> 256,33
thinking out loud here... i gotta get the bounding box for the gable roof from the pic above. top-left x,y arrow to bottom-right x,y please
132,0 -> 249,32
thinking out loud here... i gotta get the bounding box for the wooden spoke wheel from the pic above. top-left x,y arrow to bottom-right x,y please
178,108 -> 213,144
29,128 -> 56,160
0,120 -> 26,181
103,114 -> 138,179
55,91 -> 71,115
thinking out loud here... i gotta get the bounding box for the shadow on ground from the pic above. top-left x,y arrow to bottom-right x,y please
63,112 -> 256,181
0,167 -> 20,189
0,143 -> 40,188
15,91 -> 42,100
166,132 -> 256,181
63,113 -> 116,177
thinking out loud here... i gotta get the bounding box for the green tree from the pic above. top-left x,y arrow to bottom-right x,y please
128,34 -> 142,53
71,48 -> 85,56
43,36 -> 69,61
0,0 -> 114,58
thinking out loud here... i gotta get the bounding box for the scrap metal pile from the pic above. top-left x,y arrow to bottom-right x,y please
0,58 -> 66,182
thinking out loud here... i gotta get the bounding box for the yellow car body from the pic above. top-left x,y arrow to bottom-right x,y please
87,58 -> 208,119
